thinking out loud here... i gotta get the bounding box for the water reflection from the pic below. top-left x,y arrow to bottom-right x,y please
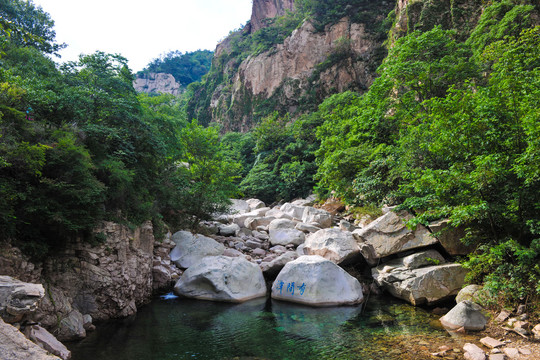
69,295 -> 469,360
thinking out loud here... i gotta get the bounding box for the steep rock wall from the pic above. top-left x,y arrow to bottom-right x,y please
133,72 -> 182,95
250,0 -> 295,33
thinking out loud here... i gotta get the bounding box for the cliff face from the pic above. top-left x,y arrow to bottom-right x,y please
250,0 -> 295,33
133,72 -> 182,95
210,17 -> 385,131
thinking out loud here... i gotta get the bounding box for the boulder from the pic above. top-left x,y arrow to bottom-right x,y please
303,228 -> 361,265
295,222 -> 321,233
218,223 -> 241,237
229,199 -> 250,214
245,217 -> 275,230
372,252 -> 468,305
0,317 -> 61,360
174,256 -> 267,302
260,251 -> 298,277
456,285 -> 483,304
269,228 -> 305,247
0,276 -> 45,323
339,220 -> 356,232
56,309 -> 86,341
440,301 -> 487,331
463,343 -> 486,360
246,199 -> 266,210
266,208 -> 294,220
353,211 -> 438,264
169,234 -> 225,269
271,255 -> 363,306
24,325 -> 71,359
268,218 -> 297,230
171,230 -> 194,245
301,207 -> 333,228
280,203 -> 305,220
429,219 -> 476,256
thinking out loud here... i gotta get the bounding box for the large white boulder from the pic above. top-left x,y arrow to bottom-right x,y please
271,255 -> 363,306
174,256 -> 267,302
353,210 -> 438,264
280,203 -> 305,220
303,228 -> 361,265
232,208 -> 271,227
246,198 -> 266,210
269,219 -> 305,246
371,251 -> 468,305
229,199 -> 250,214
301,207 -> 333,228
169,233 -> 225,269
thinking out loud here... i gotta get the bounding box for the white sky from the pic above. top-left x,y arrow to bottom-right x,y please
32,0 -> 253,71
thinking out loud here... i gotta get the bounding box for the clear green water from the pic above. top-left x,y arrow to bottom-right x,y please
69,294 -> 472,360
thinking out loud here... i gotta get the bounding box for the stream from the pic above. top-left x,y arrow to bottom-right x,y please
69,294 -> 476,360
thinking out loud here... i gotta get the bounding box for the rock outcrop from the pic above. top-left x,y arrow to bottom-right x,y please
271,255 -> 363,306
0,317 -> 61,360
250,0 -> 295,33
0,276 -> 44,324
133,73 -> 182,95
353,210 -> 438,265
174,256 -> 267,302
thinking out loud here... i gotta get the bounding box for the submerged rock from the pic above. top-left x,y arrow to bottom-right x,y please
174,256 -> 267,302
271,255 -> 363,306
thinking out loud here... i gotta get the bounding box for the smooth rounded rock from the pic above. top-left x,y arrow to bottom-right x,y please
170,234 -> 225,269
303,228 -> 361,265
174,256 -> 267,303
440,300 -> 487,331
269,228 -> 305,247
271,255 -> 363,306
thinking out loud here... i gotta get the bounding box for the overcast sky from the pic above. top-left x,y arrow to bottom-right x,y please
33,0 -> 253,71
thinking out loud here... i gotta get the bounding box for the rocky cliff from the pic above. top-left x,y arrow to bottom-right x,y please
250,0 -> 295,33
133,72 -> 182,95
0,222 -> 180,341
188,1 -> 393,132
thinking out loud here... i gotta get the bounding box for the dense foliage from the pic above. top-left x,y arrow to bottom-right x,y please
137,50 -> 213,87
0,1 -> 237,257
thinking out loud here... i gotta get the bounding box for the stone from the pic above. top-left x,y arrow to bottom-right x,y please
25,325 -> 71,359
532,323 -> 540,339
270,245 -> 287,254
440,301 -> 487,331
271,255 -> 363,306
516,304 -> 526,315
229,199 -> 250,214
295,222 -> 321,233
303,228 -> 361,265
260,251 -> 298,277
268,218 -> 297,230
502,348 -> 519,359
372,254 -> 468,305
0,317 -> 61,360
488,354 -> 506,360
480,337 -> 504,349
152,265 -> 173,291
82,314 -> 94,331
246,198 -> 266,210
56,309 -> 86,341
252,248 -> 266,257
233,208 -> 272,227
223,248 -> 243,258
513,320 -> 529,334
171,230 -> 194,245
174,256 -> 267,302
463,343 -> 486,360
518,348 -> 531,355
429,219 -> 476,256
246,217 -> 275,230
301,207 -> 333,228
219,223 -> 241,237
354,211 -> 438,264
0,276 -> 45,323
296,243 -> 307,256
252,230 -> 270,241
456,285 -> 484,304
269,228 -> 305,247
495,310 -> 512,323
170,234 -> 225,269
280,203 -> 306,220
246,239 -> 264,249
401,249 -> 446,269
339,220 -> 356,232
